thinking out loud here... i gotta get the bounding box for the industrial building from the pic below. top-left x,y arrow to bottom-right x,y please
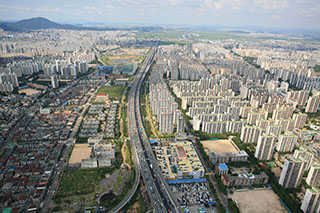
155,140 -> 205,180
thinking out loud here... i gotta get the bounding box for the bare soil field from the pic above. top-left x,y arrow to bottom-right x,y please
231,189 -> 287,213
18,88 -> 41,95
201,139 -> 239,154
68,144 -> 92,164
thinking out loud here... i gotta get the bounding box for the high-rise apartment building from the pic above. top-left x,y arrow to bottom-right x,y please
279,156 -> 307,188
254,134 -> 276,160
294,146 -> 315,171
177,114 -> 185,134
292,113 -> 307,129
306,96 -> 320,113
240,125 -> 263,144
306,164 -> 320,187
301,187 -> 320,213
159,112 -> 173,134
276,132 -> 298,152
51,75 -> 59,89
266,124 -> 282,137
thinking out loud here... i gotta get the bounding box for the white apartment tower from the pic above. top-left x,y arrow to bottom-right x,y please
294,147 -> 315,171
51,75 -> 59,89
301,187 -> 320,213
279,156 -> 307,188
240,125 -> 263,144
159,112 -> 174,134
177,114 -> 185,134
306,96 -> 320,113
292,113 -> 307,129
306,165 -> 320,187
254,134 -> 277,160
276,132 -> 298,152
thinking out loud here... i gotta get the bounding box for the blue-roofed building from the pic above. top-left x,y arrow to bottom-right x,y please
150,139 -> 158,144
166,178 -> 206,184
217,163 -> 229,175
150,139 -> 158,147
96,66 -> 113,76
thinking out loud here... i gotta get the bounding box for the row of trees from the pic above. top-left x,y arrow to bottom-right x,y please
205,175 -> 226,213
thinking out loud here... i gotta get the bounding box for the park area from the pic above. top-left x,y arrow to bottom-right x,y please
231,189 -> 287,213
52,167 -> 115,212
97,86 -> 126,99
201,139 -> 239,155
52,139 -> 136,212
100,47 -> 148,65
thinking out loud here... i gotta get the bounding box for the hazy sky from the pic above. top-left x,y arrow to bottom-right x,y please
0,0 -> 319,29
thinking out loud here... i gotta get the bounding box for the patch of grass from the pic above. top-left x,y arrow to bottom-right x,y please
160,40 -> 189,45
135,30 -> 264,42
114,139 -> 124,168
98,86 -> 126,99
55,167 -> 115,198
75,136 -> 88,144
243,56 -> 261,69
100,170 -> 136,211
306,111 -> 320,119
89,60 -> 103,66
228,198 -> 240,213
100,55 -> 116,65
141,105 -> 155,138
125,141 -> 134,167
122,185 -> 148,213
121,105 -> 128,138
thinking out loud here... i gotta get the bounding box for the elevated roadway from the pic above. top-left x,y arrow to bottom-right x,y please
127,47 -> 181,213
109,47 -> 180,213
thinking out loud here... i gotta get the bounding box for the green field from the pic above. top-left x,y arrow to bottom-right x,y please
100,170 -> 135,211
135,30 -> 262,42
55,167 -> 115,198
98,86 -> 126,99
122,185 -> 148,213
100,55 -> 116,65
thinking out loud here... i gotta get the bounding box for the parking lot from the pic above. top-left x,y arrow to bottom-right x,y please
169,182 -> 215,206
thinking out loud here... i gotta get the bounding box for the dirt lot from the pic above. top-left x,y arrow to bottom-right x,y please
231,189 -> 287,213
68,144 -> 92,164
201,139 -> 239,155
18,88 -> 41,96
272,167 -> 282,178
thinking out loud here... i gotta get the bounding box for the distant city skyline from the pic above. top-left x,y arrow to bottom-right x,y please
0,0 -> 320,30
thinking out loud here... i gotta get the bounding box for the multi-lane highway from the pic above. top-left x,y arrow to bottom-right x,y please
125,47 -> 181,213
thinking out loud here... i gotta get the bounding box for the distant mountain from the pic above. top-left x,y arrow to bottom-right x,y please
0,17 -> 119,32
0,17 -> 81,31
0,17 -> 166,32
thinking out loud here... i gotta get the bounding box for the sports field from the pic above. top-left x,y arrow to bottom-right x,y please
68,144 -> 92,164
231,189 -> 287,213
201,139 -> 239,155
18,88 -> 41,96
